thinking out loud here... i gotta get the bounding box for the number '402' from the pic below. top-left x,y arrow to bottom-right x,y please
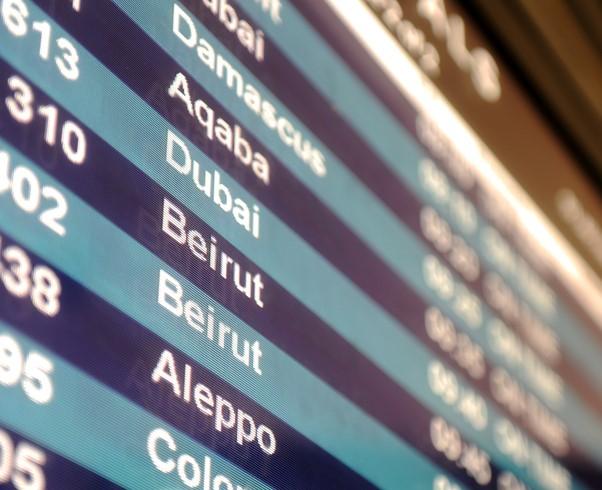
0,152 -> 69,237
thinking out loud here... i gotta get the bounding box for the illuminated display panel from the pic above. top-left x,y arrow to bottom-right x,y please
0,0 -> 601,489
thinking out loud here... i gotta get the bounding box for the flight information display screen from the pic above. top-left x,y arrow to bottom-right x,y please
0,0 -> 602,489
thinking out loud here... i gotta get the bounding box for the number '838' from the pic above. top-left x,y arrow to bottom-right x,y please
0,238 -> 61,317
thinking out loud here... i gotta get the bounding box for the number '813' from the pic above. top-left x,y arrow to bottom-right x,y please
1,0 -> 80,81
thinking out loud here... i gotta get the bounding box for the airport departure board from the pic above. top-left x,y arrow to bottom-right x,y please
1,0 -> 602,489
